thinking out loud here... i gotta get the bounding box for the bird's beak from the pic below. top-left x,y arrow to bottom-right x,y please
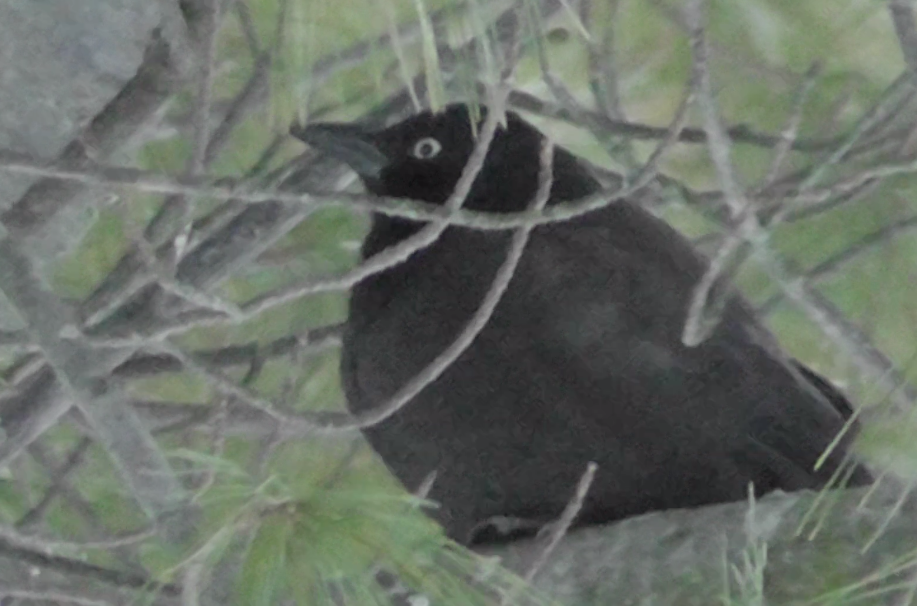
290,122 -> 389,179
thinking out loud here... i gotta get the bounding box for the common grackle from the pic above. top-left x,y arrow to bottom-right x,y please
293,104 -> 872,546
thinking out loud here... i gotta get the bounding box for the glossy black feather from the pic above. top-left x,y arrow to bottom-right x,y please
297,104 -> 872,546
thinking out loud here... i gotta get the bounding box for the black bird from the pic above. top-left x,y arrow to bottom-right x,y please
293,104 -> 872,546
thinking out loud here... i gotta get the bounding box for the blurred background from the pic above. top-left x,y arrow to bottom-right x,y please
1,0 -> 917,604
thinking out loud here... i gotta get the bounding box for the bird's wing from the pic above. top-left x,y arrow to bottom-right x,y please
515,202 -> 862,486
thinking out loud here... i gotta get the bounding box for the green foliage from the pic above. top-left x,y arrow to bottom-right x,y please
238,512 -> 292,606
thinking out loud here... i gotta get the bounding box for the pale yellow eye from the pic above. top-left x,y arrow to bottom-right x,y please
411,137 -> 442,160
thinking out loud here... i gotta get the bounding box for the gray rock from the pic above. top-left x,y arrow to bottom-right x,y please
0,0 -> 172,328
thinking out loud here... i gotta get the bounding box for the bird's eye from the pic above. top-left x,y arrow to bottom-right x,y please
411,137 -> 442,160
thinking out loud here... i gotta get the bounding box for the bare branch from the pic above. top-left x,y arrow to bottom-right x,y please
0,32 -> 193,236
1,523 -> 154,553
678,0 -> 917,414
111,324 -> 341,379
485,484 -> 917,604
0,145 -> 646,230
190,0 -> 220,176
0,539 -> 180,598
154,93 -> 558,435
0,590 -> 108,606
0,233 -> 194,543
16,437 -> 93,529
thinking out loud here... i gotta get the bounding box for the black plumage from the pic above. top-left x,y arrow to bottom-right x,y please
293,104 -> 872,546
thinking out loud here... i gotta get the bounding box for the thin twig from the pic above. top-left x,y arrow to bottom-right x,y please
759,214 -> 917,315
157,0 -> 221,265
759,63 -> 822,190
381,0 -> 421,112
531,3 -> 638,169
233,0 -> 261,55
0,540 -> 178,595
501,462 -> 597,605
798,72 -> 917,193
191,397 -> 229,502
190,0 -> 220,176
685,0 -> 748,218
155,341 -> 294,426
125,207 -> 244,318
628,65 -> 698,191
506,88 -> 842,152
16,437 -> 93,529
2,517 -> 154,557
791,155 -> 917,208
585,0 -> 625,120
111,324 -> 341,378
681,0 -> 758,346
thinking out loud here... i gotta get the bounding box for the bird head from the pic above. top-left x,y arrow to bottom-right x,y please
292,103 -> 600,214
